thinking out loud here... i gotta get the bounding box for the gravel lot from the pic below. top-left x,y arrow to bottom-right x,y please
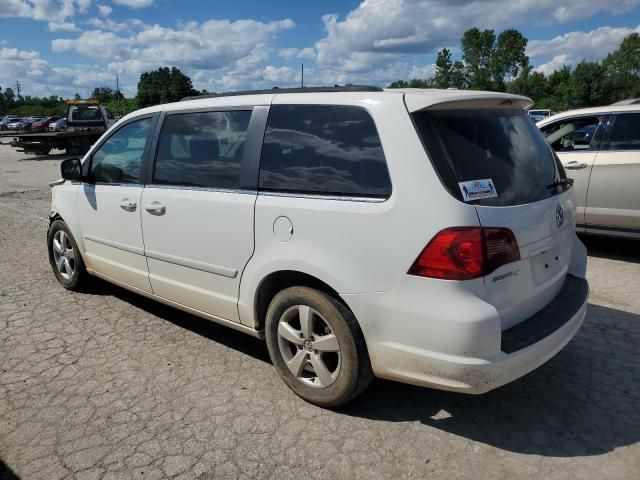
0,143 -> 638,480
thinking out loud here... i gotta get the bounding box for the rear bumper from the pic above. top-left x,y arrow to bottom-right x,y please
343,274 -> 588,394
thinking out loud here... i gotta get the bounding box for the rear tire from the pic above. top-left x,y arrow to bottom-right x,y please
47,220 -> 87,291
265,286 -> 373,407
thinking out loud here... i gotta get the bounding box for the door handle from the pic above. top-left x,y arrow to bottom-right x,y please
119,199 -> 137,212
565,161 -> 588,170
144,201 -> 166,215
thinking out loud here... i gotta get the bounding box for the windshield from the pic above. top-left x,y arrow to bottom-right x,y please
413,109 -> 565,207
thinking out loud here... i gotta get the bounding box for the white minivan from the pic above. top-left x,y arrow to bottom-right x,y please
48,86 -> 589,407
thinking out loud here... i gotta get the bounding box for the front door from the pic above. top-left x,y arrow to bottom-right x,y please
77,115 -> 156,292
140,109 -> 257,321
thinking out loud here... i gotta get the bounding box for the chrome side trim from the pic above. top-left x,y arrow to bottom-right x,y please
145,249 -> 238,278
84,234 -> 144,255
257,191 -> 388,203
144,184 -> 257,195
86,268 -> 264,339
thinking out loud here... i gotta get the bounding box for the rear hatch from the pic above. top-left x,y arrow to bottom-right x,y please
408,93 -> 575,330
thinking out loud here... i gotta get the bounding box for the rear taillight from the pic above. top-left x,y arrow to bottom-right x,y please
408,227 -> 520,280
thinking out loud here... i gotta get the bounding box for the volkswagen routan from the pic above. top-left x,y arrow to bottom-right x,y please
48,86 -> 589,407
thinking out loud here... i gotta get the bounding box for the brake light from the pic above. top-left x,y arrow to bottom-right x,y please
408,227 -> 520,280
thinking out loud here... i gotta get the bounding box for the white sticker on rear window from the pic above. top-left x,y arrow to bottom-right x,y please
458,179 -> 498,201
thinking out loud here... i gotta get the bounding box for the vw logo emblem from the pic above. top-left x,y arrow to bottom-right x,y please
555,204 -> 564,228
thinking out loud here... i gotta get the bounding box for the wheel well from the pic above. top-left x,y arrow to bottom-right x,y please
49,212 -> 62,225
254,271 -> 344,330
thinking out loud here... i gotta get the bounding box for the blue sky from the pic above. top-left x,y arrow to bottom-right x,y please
1,0 -> 640,98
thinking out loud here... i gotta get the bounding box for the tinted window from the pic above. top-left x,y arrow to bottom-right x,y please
608,113 -> 640,150
153,110 -> 251,189
413,109 -> 563,206
71,106 -> 102,121
541,116 -> 602,152
259,105 -> 391,197
91,118 -> 151,184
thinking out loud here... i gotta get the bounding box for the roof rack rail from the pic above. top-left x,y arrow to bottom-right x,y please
180,85 -> 383,101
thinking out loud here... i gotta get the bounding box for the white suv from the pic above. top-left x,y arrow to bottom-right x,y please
48,86 -> 589,407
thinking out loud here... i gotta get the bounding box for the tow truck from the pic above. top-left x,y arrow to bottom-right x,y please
0,99 -> 117,155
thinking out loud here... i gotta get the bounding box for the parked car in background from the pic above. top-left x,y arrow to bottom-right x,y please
48,86 -> 588,407
0,116 -> 21,130
5,118 -> 30,130
31,116 -> 62,132
538,105 -> 640,239
48,117 -> 67,132
529,108 -> 552,119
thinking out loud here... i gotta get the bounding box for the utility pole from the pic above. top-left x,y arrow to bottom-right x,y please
15,81 -> 21,98
301,63 -> 304,89
116,74 -> 121,116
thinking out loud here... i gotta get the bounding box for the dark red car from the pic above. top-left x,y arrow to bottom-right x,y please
31,116 -> 62,132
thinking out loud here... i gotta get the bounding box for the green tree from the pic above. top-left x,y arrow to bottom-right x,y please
137,66 -> 197,107
491,29 -> 529,90
388,80 -> 410,88
433,48 -> 466,88
602,33 -> 640,102
507,66 -> 548,101
569,61 -> 608,108
461,28 -> 495,90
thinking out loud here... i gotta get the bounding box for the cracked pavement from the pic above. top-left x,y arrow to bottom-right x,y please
0,144 -> 638,479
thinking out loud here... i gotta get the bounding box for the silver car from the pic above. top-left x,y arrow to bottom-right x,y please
538,105 -> 640,239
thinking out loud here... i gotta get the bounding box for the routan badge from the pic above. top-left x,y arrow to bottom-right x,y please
458,179 -> 498,201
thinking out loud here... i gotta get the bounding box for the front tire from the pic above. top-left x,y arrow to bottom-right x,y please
265,286 -> 373,407
47,220 -> 87,290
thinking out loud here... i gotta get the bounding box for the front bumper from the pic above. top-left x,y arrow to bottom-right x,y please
343,275 -> 588,394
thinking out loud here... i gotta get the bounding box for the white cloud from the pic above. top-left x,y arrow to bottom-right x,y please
529,25 -> 640,74
0,45 -> 124,98
48,21 -> 80,32
112,0 -> 154,8
54,17 -> 295,74
97,3 -> 112,17
312,0 -> 640,73
0,0 -> 91,22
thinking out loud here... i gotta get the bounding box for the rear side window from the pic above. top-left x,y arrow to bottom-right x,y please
413,109 -> 562,206
259,105 -> 391,198
608,113 -> 640,150
153,110 -> 252,189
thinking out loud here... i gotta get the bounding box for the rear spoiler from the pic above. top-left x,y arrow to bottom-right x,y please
404,90 -> 533,112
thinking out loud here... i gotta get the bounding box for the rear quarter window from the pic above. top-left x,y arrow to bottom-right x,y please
259,105 -> 391,198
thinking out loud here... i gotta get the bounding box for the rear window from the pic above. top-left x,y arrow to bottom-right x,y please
71,106 -> 102,121
259,105 -> 391,198
413,109 -> 563,206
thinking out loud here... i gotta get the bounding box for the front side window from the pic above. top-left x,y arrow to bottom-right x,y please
90,117 -> 151,184
541,116 -> 602,152
153,110 -> 252,189
608,113 -> 640,150
259,105 -> 391,198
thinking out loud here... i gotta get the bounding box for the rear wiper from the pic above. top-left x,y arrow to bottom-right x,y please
547,178 -> 574,190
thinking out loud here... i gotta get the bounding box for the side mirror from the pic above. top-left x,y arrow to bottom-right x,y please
60,158 -> 82,181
